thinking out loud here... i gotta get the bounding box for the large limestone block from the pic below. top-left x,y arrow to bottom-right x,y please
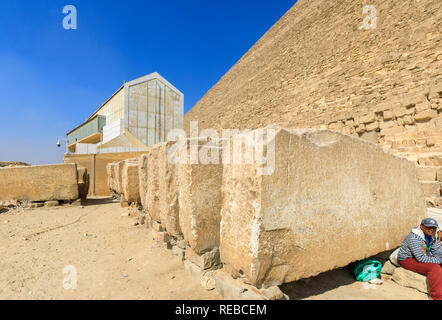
392,267 -> 429,294
77,166 -> 90,200
114,161 -> 125,195
0,164 -> 80,202
220,126 -> 426,287
106,162 -> 114,192
138,154 -> 149,210
146,143 -> 163,222
176,139 -> 223,254
122,158 -> 140,204
158,141 -> 181,236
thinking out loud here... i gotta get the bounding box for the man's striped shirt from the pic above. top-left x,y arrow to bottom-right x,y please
398,227 -> 442,264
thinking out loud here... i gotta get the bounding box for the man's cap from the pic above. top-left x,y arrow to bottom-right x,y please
421,218 -> 438,228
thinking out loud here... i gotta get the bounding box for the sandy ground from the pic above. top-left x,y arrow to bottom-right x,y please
0,198 -> 221,300
0,198 -> 431,300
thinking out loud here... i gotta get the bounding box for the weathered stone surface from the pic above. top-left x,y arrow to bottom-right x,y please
77,166 -> 90,200
360,131 -> 379,144
176,140 -> 223,254
172,245 -> 185,260
420,181 -> 441,197
138,154 -> 149,210
0,164 -> 80,202
220,126 -> 426,287
44,200 -> 60,207
437,167 -> 442,182
152,229 -> 169,243
152,220 -> 164,232
214,270 -> 265,300
122,159 -> 140,204
200,270 -> 217,291
260,286 -> 287,300
183,259 -> 206,279
158,141 -> 181,237
114,161 -> 125,195
185,247 -> 221,270
106,162 -> 115,193
381,261 -> 398,275
416,166 -> 437,181
392,267 -> 429,294
415,109 -> 437,122
177,239 -> 186,250
146,144 -> 162,222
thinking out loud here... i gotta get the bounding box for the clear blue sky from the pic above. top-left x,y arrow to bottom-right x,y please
0,0 -> 296,165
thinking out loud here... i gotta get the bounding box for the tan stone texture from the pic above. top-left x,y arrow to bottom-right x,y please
392,267 -> 429,294
115,161 -> 125,195
146,143 -> 163,222
220,127 -> 426,287
0,164 -> 80,202
122,158 -> 140,204
138,154 -> 149,210
176,141 -> 223,254
106,162 -> 116,193
158,141 -> 181,236
420,181 -> 441,198
185,247 -> 221,270
416,166 -> 437,181
437,167 -> 442,182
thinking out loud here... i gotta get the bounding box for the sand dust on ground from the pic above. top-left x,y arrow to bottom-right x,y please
0,197 -> 429,300
0,198 -> 221,300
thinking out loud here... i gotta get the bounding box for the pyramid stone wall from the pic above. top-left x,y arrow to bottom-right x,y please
184,0 -> 442,206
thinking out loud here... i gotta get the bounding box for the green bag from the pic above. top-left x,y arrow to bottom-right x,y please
353,259 -> 382,282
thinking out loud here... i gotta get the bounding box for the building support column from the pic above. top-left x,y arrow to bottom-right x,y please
91,154 -> 96,197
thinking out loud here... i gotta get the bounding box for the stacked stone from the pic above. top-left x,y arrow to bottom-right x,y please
326,85 -> 442,207
137,138 -> 224,275
126,127 -> 427,298
416,157 -> 442,208
121,158 -> 140,204
158,141 -> 181,237
144,142 -> 186,255
176,138 -> 223,272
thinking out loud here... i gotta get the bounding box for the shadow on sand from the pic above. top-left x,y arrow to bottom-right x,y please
280,266 -> 356,299
280,249 -> 395,299
82,197 -> 116,206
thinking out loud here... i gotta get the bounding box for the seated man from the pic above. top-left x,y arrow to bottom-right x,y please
398,218 -> 442,300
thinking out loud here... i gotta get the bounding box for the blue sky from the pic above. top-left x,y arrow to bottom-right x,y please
0,0 -> 296,165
